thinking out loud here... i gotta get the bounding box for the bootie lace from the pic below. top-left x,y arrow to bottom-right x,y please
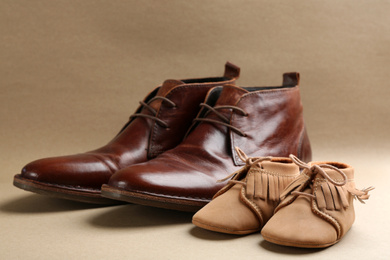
281,155 -> 374,208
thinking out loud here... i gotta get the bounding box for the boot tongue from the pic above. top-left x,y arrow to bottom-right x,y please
215,85 -> 248,106
148,79 -> 184,111
156,79 -> 185,97
199,85 -> 248,129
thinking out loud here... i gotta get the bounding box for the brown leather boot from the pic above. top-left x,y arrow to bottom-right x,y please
13,62 -> 240,204
101,72 -> 312,211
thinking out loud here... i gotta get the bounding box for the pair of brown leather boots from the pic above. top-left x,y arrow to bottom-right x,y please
14,62 -> 312,211
192,148 -> 373,248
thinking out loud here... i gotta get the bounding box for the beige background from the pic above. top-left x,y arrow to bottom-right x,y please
1,1 -> 389,259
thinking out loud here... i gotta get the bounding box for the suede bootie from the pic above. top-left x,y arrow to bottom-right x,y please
261,155 -> 374,248
192,148 -> 300,234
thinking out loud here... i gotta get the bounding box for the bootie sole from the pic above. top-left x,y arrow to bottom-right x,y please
262,233 -> 339,248
192,218 -> 260,235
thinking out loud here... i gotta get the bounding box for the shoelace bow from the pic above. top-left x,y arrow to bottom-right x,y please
194,103 -> 248,136
218,147 -> 272,186
130,96 -> 176,128
288,154 -> 374,203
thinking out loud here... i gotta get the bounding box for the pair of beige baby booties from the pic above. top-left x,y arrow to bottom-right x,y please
192,148 -> 373,248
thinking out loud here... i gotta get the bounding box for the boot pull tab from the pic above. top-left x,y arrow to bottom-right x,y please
224,62 -> 240,80
283,72 -> 300,87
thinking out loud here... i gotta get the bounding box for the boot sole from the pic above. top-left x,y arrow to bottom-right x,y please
101,184 -> 209,212
13,174 -> 121,205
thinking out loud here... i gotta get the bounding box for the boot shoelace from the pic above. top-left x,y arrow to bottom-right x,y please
130,96 -> 176,128
194,103 -> 248,137
218,147 -> 272,186
288,154 -> 374,202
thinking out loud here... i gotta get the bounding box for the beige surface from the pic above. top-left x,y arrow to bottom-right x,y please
1,1 -> 389,259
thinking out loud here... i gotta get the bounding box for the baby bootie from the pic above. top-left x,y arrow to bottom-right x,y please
192,148 -> 300,234
261,155 -> 374,248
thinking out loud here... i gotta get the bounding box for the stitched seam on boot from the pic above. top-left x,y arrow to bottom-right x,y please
231,86 -> 300,164
297,127 -> 305,159
89,154 -> 119,174
259,168 -> 299,177
241,85 -> 299,100
131,189 -> 211,201
312,180 -> 342,239
240,184 -> 264,227
18,177 -> 101,192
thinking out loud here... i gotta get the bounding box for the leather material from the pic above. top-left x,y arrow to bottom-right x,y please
192,158 -> 299,234
103,72 -> 312,209
261,162 -> 371,248
15,62 -> 239,202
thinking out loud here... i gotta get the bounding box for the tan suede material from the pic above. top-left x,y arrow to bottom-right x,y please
260,160 -> 299,174
262,191 -> 338,247
243,162 -> 299,223
192,158 -> 299,235
313,167 -> 356,239
192,184 -> 261,235
211,166 -> 248,200
262,162 -> 370,248
240,193 -> 279,227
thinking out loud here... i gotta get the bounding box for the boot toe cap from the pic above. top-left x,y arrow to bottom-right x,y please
20,154 -> 115,189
